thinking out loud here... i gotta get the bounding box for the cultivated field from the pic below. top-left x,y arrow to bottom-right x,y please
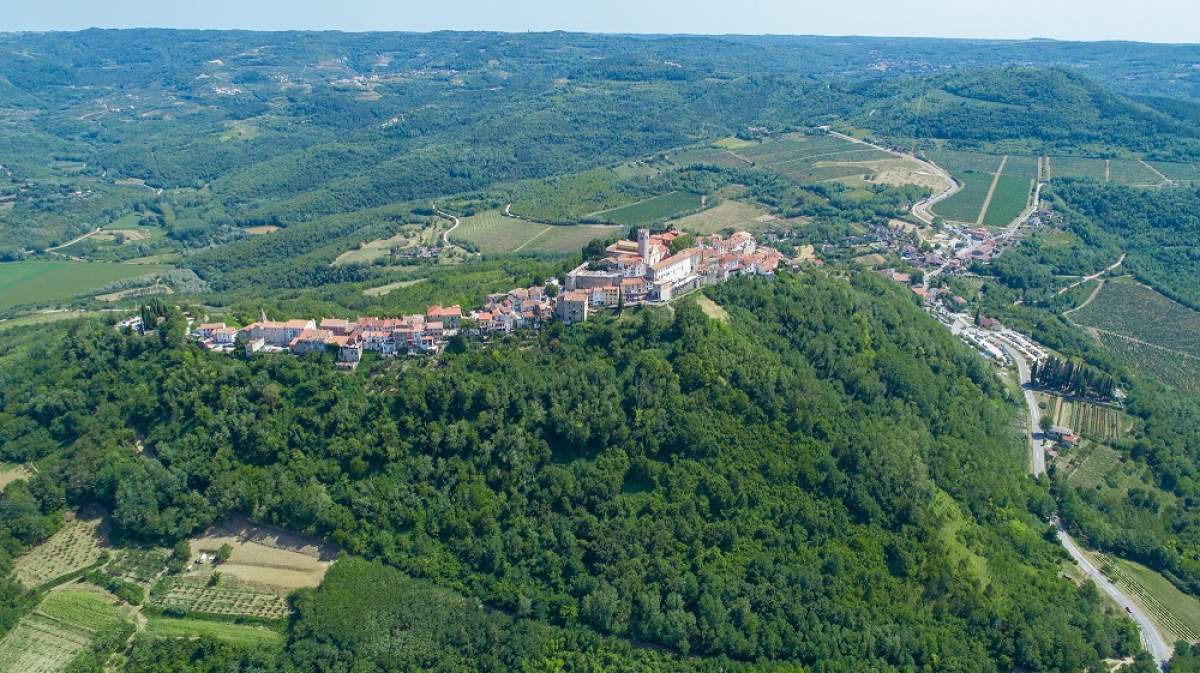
1098,553 -> 1200,643
1047,156 -> 1161,186
186,516 -> 336,592
980,175 -> 1033,227
591,191 -> 704,226
666,200 -> 771,234
0,261 -> 171,311
1072,279 -> 1200,359
1039,395 -> 1129,441
143,615 -> 282,646
1064,443 -> 1124,488
736,134 -> 894,183
927,151 -> 1007,223
15,514 -> 108,588
105,548 -> 168,586
151,576 -> 291,620
1047,156 -> 1108,181
452,210 -> 615,255
0,587 -> 129,673
1147,161 -> 1200,183
1099,332 -> 1200,394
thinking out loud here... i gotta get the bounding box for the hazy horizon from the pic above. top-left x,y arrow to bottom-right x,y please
6,0 -> 1200,44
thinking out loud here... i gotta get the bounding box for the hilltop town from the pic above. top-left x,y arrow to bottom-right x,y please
121,227 -> 793,369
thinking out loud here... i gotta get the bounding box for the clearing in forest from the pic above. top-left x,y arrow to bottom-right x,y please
693,295 -> 730,323
363,278 -> 426,297
185,516 -> 337,592
0,461 -> 31,489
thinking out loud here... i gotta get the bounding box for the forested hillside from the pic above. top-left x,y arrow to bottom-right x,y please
0,271 -> 1144,671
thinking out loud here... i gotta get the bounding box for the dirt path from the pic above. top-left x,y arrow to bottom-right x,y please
1105,159 -> 1111,183
512,226 -> 554,253
1056,253 -> 1125,296
1139,159 -> 1171,186
724,150 -> 754,166
45,227 -> 101,253
433,207 -> 461,248
1066,279 -> 1107,314
976,155 -> 1008,226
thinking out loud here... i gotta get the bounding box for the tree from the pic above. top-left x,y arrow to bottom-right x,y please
216,543 -> 233,564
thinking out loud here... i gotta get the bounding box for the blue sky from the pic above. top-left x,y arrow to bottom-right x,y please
5,0 -> 1199,43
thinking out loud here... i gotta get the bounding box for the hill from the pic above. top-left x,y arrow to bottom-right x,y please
0,271 -> 1143,671
855,68 -> 1200,159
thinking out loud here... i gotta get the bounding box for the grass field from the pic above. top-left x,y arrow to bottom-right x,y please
15,515 -> 107,588
1109,159 -> 1163,185
143,615 -> 283,646
452,210 -> 615,255
0,588 -> 129,673
693,295 -> 730,323
332,223 -> 445,266
591,191 -> 704,226
666,200 -> 771,234
1072,279 -> 1200,359
1098,553 -> 1200,642
0,261 -> 170,311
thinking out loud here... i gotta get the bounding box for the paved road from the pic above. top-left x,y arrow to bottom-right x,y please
1007,347 -> 1171,668
1058,529 -> 1173,667
1004,345 -> 1046,475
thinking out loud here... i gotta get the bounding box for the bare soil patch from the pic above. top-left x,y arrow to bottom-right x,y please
244,225 -> 280,235
187,516 -> 336,592
0,462 -> 31,489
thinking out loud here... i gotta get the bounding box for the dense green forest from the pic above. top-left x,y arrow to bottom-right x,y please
0,271 -> 1144,671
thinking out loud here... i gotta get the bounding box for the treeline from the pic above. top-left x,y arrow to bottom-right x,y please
1031,356 -> 1117,400
0,271 -> 1142,671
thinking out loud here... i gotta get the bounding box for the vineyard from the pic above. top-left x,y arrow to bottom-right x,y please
151,576 -> 290,620
104,548 -> 168,586
1064,443 -> 1123,489
1098,554 -> 1200,642
14,516 -> 107,588
0,588 -> 129,673
1041,395 -> 1129,440
1073,280 -> 1200,359
1099,332 -> 1200,394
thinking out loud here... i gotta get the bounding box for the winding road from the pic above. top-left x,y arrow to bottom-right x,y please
433,207 -> 461,248
1056,253 -> 1126,296
824,129 -> 959,226
1009,347 -> 1172,668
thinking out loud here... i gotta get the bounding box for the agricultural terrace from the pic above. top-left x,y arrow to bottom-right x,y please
0,261 -> 171,311
1037,394 -> 1129,441
1072,279 -> 1200,359
590,191 -> 704,226
1098,553 -> 1200,643
143,615 -> 283,646
452,210 -> 616,255
15,515 -> 107,588
104,548 -> 169,586
666,200 -> 772,234
0,587 -> 131,673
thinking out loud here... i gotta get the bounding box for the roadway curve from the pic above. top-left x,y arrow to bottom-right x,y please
433,207 -> 461,248
1007,347 -> 1171,668
1058,529 -> 1173,667
824,129 -> 959,226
